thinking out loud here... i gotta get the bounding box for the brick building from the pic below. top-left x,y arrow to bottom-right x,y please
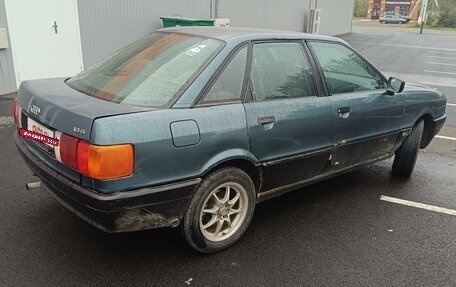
367,0 -> 422,20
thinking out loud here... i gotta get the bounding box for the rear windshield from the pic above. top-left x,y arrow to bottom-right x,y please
67,32 -> 223,108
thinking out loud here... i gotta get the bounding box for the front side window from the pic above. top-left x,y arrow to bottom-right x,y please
250,42 -> 316,101
309,42 -> 384,95
202,46 -> 248,103
67,32 -> 223,108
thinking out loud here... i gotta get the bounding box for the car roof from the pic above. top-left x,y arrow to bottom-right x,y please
157,26 -> 345,44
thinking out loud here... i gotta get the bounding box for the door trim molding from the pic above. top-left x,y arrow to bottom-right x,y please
257,152 -> 394,202
262,147 -> 332,167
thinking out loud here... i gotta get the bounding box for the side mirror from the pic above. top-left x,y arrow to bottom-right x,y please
386,77 -> 405,95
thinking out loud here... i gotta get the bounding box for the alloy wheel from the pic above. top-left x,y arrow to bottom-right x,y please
199,182 -> 248,242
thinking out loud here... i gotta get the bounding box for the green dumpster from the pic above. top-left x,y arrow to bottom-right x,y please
160,17 -> 215,28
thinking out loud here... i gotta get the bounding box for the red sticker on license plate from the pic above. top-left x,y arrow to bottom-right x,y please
20,128 -> 59,146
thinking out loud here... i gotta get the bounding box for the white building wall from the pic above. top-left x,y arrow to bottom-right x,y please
0,0 -> 16,95
77,0 -> 355,68
217,0 -> 311,32
217,0 -> 354,35
77,0 -> 212,67
318,0 -> 355,35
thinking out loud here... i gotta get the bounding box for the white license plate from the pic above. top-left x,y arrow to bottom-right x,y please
27,118 -> 55,148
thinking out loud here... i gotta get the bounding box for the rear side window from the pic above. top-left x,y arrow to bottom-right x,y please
250,42 -> 316,101
67,32 -> 223,108
202,45 -> 248,103
309,42 -> 384,95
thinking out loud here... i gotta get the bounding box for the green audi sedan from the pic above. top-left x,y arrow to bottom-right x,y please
14,27 -> 446,253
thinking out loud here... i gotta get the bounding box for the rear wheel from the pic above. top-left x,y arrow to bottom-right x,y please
392,120 -> 424,177
383,21 -> 386,24
182,167 -> 255,253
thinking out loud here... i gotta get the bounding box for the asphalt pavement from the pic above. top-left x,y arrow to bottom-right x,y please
0,25 -> 455,286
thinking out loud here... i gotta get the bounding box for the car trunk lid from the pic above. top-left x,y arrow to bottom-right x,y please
18,78 -> 151,141
16,78 -> 152,184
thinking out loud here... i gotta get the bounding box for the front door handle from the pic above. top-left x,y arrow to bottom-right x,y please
337,106 -> 351,119
257,116 -> 276,125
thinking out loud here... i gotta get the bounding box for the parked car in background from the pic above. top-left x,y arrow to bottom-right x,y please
396,13 -> 411,22
382,11 -> 410,23
14,27 -> 446,253
379,14 -> 407,24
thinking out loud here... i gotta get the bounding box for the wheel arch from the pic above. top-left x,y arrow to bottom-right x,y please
198,150 -> 264,195
418,113 -> 435,148
209,159 -> 264,195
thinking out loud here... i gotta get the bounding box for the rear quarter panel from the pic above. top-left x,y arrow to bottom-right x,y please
89,104 -> 256,193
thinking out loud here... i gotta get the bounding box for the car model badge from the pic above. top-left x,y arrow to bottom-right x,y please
30,105 -> 41,116
73,127 -> 86,135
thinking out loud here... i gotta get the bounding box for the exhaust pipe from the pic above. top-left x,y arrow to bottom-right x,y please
26,181 -> 41,190
171,219 -> 180,228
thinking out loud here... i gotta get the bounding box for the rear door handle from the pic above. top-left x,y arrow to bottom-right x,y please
257,116 -> 276,125
337,106 -> 351,119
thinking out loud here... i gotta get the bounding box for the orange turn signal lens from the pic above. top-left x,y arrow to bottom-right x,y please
86,144 -> 134,180
56,132 -> 134,180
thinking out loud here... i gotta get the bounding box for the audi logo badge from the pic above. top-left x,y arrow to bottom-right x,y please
30,105 -> 41,116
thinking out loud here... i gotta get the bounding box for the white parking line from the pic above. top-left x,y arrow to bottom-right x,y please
429,56 -> 456,60
429,51 -> 456,55
348,42 -> 456,52
420,82 -> 456,87
424,70 -> 456,75
447,103 -> 456,107
436,135 -> 456,141
427,61 -> 456,67
380,196 -> 456,216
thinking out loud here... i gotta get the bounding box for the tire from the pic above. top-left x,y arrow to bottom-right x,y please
383,21 -> 386,24
392,120 -> 424,177
182,167 -> 256,253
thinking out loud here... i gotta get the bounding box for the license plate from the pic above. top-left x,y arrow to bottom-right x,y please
21,118 -> 58,147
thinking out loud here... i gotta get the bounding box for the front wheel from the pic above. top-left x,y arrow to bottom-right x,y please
392,120 -> 424,177
182,167 -> 256,253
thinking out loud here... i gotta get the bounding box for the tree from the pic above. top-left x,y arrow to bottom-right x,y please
354,0 -> 369,17
427,0 -> 456,28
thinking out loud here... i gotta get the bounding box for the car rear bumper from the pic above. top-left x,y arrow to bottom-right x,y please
421,114 -> 446,148
15,132 -> 200,232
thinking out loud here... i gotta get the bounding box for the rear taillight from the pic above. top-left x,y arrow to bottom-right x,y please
13,98 -> 22,128
55,133 -> 134,180
77,141 -> 90,175
59,133 -> 79,169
